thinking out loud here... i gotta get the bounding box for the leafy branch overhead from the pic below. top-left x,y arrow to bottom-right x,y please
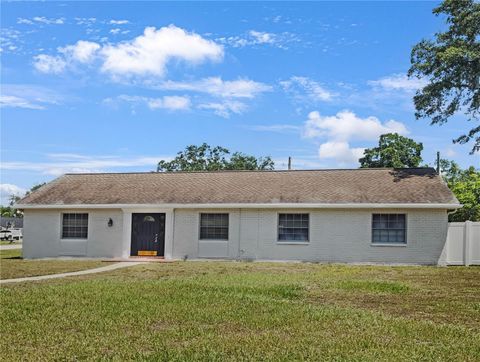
408,0 -> 480,153
157,143 -> 275,172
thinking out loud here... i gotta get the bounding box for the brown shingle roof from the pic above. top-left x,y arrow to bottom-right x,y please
17,168 -> 459,206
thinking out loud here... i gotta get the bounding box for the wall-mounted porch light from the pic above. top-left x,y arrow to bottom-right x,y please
108,218 -> 113,227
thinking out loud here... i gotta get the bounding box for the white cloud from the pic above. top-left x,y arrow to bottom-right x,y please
303,110 -> 408,165
155,77 -> 271,98
280,76 -> 334,102
19,16 -> 65,25
1,154 -> 171,176
249,30 -> 275,44
217,30 -> 298,49
304,110 -> 408,141
160,96 -> 191,110
246,124 -> 301,133
34,41 -> 100,72
59,40 -> 100,63
107,94 -> 191,111
33,25 -> 223,78
109,19 -> 129,25
1,84 -> 64,110
368,73 -> 427,92
0,28 -> 22,54
34,16 -> 65,24
444,147 -> 457,158
110,28 -> 121,35
100,25 -> 223,78
198,100 -> 246,118
318,141 -> 365,164
33,54 -> 66,74
0,95 -> 45,110
272,157 -> 327,170
106,77 -> 269,117
0,184 -> 26,205
75,17 -> 97,26
17,18 -> 34,25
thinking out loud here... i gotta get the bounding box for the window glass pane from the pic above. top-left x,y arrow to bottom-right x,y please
371,214 -> 406,243
278,214 -> 309,242
200,213 -> 228,240
62,213 -> 88,239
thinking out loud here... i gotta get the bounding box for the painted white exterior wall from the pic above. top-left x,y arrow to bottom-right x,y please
23,209 -> 124,258
22,207 -> 450,264
171,208 -> 448,264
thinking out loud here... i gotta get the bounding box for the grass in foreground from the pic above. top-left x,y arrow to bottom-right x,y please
0,240 -> 21,245
1,262 -> 479,361
0,249 -> 107,280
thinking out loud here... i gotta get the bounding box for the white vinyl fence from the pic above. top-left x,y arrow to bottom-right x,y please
442,221 -> 480,266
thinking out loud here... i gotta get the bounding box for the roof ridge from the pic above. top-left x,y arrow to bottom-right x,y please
63,167 -> 436,176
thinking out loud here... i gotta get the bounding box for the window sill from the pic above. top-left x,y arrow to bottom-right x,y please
276,241 -> 310,245
199,239 -> 228,242
371,243 -> 407,247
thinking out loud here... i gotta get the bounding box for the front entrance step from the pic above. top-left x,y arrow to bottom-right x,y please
106,257 -> 175,262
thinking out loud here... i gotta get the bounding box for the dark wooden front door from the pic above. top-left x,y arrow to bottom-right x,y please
131,213 -> 165,257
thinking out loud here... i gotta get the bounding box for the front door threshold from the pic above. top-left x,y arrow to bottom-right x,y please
106,257 -> 173,262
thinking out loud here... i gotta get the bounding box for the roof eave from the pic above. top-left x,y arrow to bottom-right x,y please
15,202 -> 463,210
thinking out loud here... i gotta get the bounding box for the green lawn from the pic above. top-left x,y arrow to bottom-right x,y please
1,261 -> 479,361
0,249 -> 107,280
0,240 -> 21,245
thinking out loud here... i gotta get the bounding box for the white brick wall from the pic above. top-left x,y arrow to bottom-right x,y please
172,208 -> 448,264
23,207 -> 449,264
172,209 -> 241,260
23,209 -> 124,259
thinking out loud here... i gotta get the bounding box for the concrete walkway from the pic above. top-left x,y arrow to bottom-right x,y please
0,261 -> 147,284
0,244 -> 22,250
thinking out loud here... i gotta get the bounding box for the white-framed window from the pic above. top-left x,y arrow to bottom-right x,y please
62,213 -> 88,239
372,214 -> 406,244
199,213 -> 229,240
278,213 -> 309,242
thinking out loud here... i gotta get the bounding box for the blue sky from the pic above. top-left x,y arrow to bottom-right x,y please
1,1 -> 479,203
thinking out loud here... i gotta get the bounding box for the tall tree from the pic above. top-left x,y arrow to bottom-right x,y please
359,133 -> 423,168
440,159 -> 480,221
408,0 -> 480,153
157,143 -> 274,172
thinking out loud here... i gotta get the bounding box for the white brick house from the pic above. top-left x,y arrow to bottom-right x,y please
16,168 -> 461,264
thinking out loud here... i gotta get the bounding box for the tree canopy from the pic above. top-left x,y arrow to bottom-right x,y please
359,133 -> 424,168
157,143 -> 274,172
408,0 -> 480,153
440,159 -> 480,221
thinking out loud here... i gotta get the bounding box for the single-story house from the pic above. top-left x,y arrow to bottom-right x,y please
16,168 -> 461,264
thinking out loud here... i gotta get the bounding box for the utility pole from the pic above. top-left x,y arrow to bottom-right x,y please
288,157 -> 292,170
436,151 -> 440,174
